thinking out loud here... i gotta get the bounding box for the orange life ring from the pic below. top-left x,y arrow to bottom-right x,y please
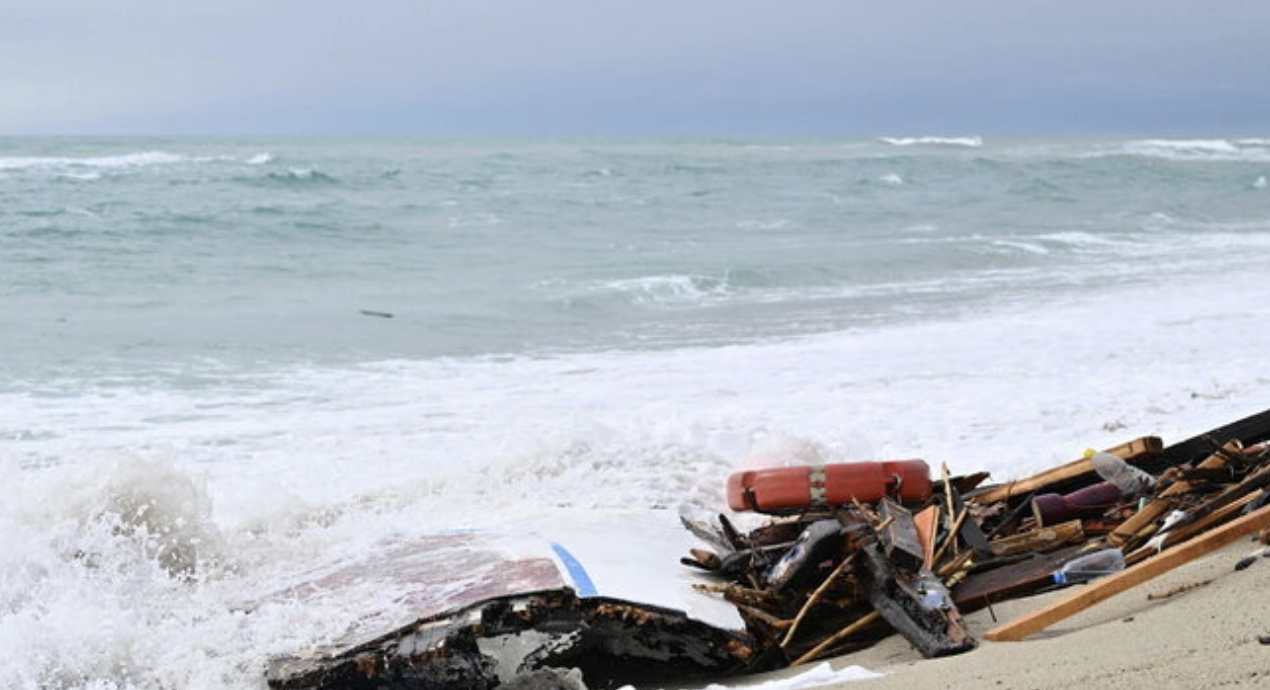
726,460 -> 932,514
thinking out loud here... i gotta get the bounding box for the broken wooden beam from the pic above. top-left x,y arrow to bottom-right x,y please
856,544 -> 976,658
969,436 -> 1162,506
877,498 -> 925,572
989,520 -> 1085,557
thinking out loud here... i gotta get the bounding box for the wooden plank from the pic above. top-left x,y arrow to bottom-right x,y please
969,436 -> 1162,506
1107,498 -> 1175,548
914,506 -> 939,568
989,520 -> 1084,557
951,545 -> 1083,611
985,502 -> 1270,642
878,498 -> 924,571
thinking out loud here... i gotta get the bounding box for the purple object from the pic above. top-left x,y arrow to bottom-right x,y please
1031,481 -> 1123,526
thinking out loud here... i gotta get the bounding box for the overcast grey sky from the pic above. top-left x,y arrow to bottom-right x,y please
2,0 -> 1268,136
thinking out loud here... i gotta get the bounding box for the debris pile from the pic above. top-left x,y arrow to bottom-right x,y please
263,407 -> 1270,690
682,407 -> 1270,666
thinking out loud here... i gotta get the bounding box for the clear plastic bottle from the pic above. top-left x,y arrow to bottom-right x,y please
1052,547 -> 1126,584
1087,449 -> 1154,497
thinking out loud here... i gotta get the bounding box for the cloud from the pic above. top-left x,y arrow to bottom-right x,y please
2,0 -> 1268,134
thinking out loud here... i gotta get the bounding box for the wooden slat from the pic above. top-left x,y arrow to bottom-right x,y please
969,436 -> 1162,506
914,506 -> 939,568
951,545 -> 1083,611
984,502 -> 1270,642
989,520 -> 1084,557
878,498 -> 924,571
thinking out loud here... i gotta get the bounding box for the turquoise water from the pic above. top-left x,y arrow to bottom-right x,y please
6,137 -> 1269,382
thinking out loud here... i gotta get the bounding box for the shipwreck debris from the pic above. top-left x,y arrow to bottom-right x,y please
267,590 -> 755,690
264,405 -> 1270,690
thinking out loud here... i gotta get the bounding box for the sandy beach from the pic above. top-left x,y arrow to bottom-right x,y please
773,537 -> 1270,689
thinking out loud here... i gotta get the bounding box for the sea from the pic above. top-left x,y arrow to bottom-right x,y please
3,135 -> 1270,689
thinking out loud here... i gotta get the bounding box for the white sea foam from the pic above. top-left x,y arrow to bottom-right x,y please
589,274 -> 730,306
446,212 -> 503,227
1255,175 -> 1267,189
1089,139 -> 1270,162
6,268 -> 1270,688
0,151 -> 187,172
879,136 -> 983,148
879,172 -> 905,185
58,171 -> 102,181
990,239 -> 1050,255
735,218 -> 791,230
680,661 -> 883,690
246,153 -> 273,165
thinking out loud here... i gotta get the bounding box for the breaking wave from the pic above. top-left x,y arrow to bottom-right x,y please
879,136 -> 983,148
254,168 -> 339,185
574,274 -> 733,307
0,151 -> 187,172
1089,139 -> 1270,162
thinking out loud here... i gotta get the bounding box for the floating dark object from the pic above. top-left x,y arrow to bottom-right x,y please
359,309 -> 394,318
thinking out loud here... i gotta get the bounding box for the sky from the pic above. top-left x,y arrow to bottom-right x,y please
2,0 -> 1269,136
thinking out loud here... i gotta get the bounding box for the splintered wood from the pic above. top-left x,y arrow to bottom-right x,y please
684,406 -> 1270,673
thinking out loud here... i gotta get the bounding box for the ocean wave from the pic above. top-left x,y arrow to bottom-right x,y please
878,173 -> 905,185
246,153 -> 274,165
582,274 -> 731,307
56,171 -> 102,181
1088,139 -> 1270,162
879,136 -> 983,148
251,168 -> 339,186
989,239 -> 1050,255
0,150 -> 187,172
735,218 -> 791,230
